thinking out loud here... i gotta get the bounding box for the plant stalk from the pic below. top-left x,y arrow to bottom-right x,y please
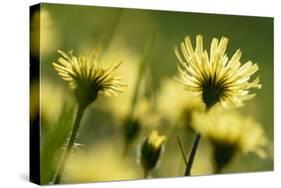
184,134 -> 201,176
53,105 -> 86,184
143,169 -> 149,179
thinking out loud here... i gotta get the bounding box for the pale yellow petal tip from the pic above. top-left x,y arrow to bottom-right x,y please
116,60 -> 124,67
57,49 -> 67,55
221,36 -> 229,41
148,130 -> 166,149
256,149 -> 267,159
254,76 -> 262,89
196,35 -> 203,39
184,35 -> 191,41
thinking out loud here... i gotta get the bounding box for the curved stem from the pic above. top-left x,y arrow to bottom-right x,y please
143,169 -> 149,179
53,105 -> 86,184
184,134 -> 201,176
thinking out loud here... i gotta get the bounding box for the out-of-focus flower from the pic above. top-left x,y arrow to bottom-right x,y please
139,130 -> 166,177
123,97 -> 160,144
41,80 -> 66,124
175,35 -> 261,110
101,52 -> 144,122
30,8 -> 61,57
156,78 -> 204,127
62,142 -> 141,182
53,50 -> 127,109
101,54 -> 159,145
192,110 -> 268,172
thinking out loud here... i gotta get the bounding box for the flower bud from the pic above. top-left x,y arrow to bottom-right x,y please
139,130 -> 166,177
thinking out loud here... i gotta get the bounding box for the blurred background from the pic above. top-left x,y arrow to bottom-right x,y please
30,3 -> 273,184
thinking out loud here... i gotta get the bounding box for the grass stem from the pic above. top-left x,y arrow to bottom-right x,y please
53,105 -> 86,184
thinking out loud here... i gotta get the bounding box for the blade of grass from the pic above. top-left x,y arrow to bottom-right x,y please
130,32 -> 156,116
123,32 -> 156,151
40,102 -> 75,184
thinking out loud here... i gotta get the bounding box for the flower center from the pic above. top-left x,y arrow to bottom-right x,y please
202,77 -> 225,109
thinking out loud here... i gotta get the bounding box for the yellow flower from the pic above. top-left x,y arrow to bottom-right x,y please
53,50 -> 126,108
139,130 -> 166,176
156,78 -> 204,126
102,60 -> 159,127
175,35 -> 261,109
41,80 -> 66,124
192,110 -> 268,160
30,8 -> 61,57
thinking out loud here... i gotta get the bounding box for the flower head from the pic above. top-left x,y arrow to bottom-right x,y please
192,110 -> 268,171
175,35 -> 261,109
53,50 -> 126,108
156,78 -> 204,127
139,130 -> 166,175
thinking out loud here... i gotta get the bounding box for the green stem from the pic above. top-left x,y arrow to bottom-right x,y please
184,134 -> 201,176
143,169 -> 149,179
215,167 -> 222,174
53,105 -> 86,184
176,136 -> 188,166
122,32 -> 156,153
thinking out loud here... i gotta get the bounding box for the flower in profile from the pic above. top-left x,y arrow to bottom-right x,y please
53,49 -> 127,108
192,110 -> 268,172
156,78 -> 204,127
175,35 -> 261,109
52,50 -> 127,183
139,130 -> 166,178
101,61 -> 159,146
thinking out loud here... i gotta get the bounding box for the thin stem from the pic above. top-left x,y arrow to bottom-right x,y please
176,136 -> 188,166
215,167 -> 222,174
122,32 -> 156,154
53,105 -> 86,184
143,169 -> 149,179
184,134 -> 201,176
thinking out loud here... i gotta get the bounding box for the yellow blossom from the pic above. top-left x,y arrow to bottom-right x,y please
175,35 -> 261,109
53,49 -> 126,108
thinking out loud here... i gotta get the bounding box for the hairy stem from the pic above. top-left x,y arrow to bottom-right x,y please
184,134 -> 201,176
53,105 -> 86,184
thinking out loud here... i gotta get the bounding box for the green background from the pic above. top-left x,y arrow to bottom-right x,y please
36,3 -> 273,184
